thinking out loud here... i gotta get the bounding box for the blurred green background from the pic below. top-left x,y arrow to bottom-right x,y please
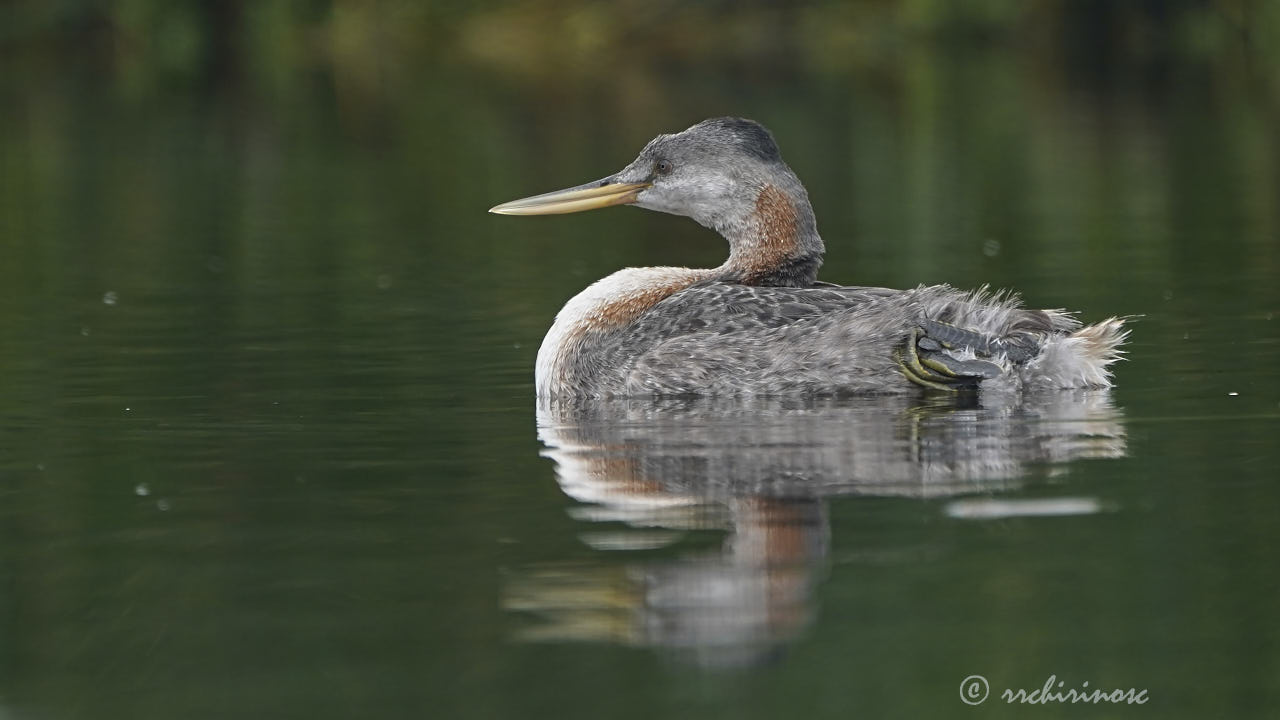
4,0 -> 1278,316
2,2 -> 1279,718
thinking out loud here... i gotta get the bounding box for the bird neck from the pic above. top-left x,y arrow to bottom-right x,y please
715,183 -> 824,287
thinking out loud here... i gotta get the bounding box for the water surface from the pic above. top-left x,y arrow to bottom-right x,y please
1,47 -> 1278,719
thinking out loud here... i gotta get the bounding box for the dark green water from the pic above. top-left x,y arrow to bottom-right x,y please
2,51 -> 1278,718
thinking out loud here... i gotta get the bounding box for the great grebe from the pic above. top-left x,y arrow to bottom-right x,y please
491,117 -> 1126,397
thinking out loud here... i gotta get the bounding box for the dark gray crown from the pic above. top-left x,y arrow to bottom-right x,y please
688,117 -> 781,163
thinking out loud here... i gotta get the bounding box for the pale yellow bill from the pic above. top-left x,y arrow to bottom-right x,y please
489,182 -> 650,215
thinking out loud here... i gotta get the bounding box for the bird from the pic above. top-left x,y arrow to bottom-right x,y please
490,117 -> 1126,398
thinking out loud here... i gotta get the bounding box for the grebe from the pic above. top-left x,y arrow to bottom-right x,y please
490,117 -> 1126,397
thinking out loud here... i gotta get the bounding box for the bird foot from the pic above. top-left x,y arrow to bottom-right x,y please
897,326 -> 1004,392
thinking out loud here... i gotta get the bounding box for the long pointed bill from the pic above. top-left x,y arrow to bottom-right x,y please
489,179 -> 650,215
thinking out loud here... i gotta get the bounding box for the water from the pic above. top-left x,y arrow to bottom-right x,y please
2,47 -> 1279,718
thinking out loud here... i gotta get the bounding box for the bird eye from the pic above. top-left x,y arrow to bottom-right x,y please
655,160 -> 674,175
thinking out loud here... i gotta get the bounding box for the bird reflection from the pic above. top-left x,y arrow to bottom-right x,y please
505,393 -> 1126,667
